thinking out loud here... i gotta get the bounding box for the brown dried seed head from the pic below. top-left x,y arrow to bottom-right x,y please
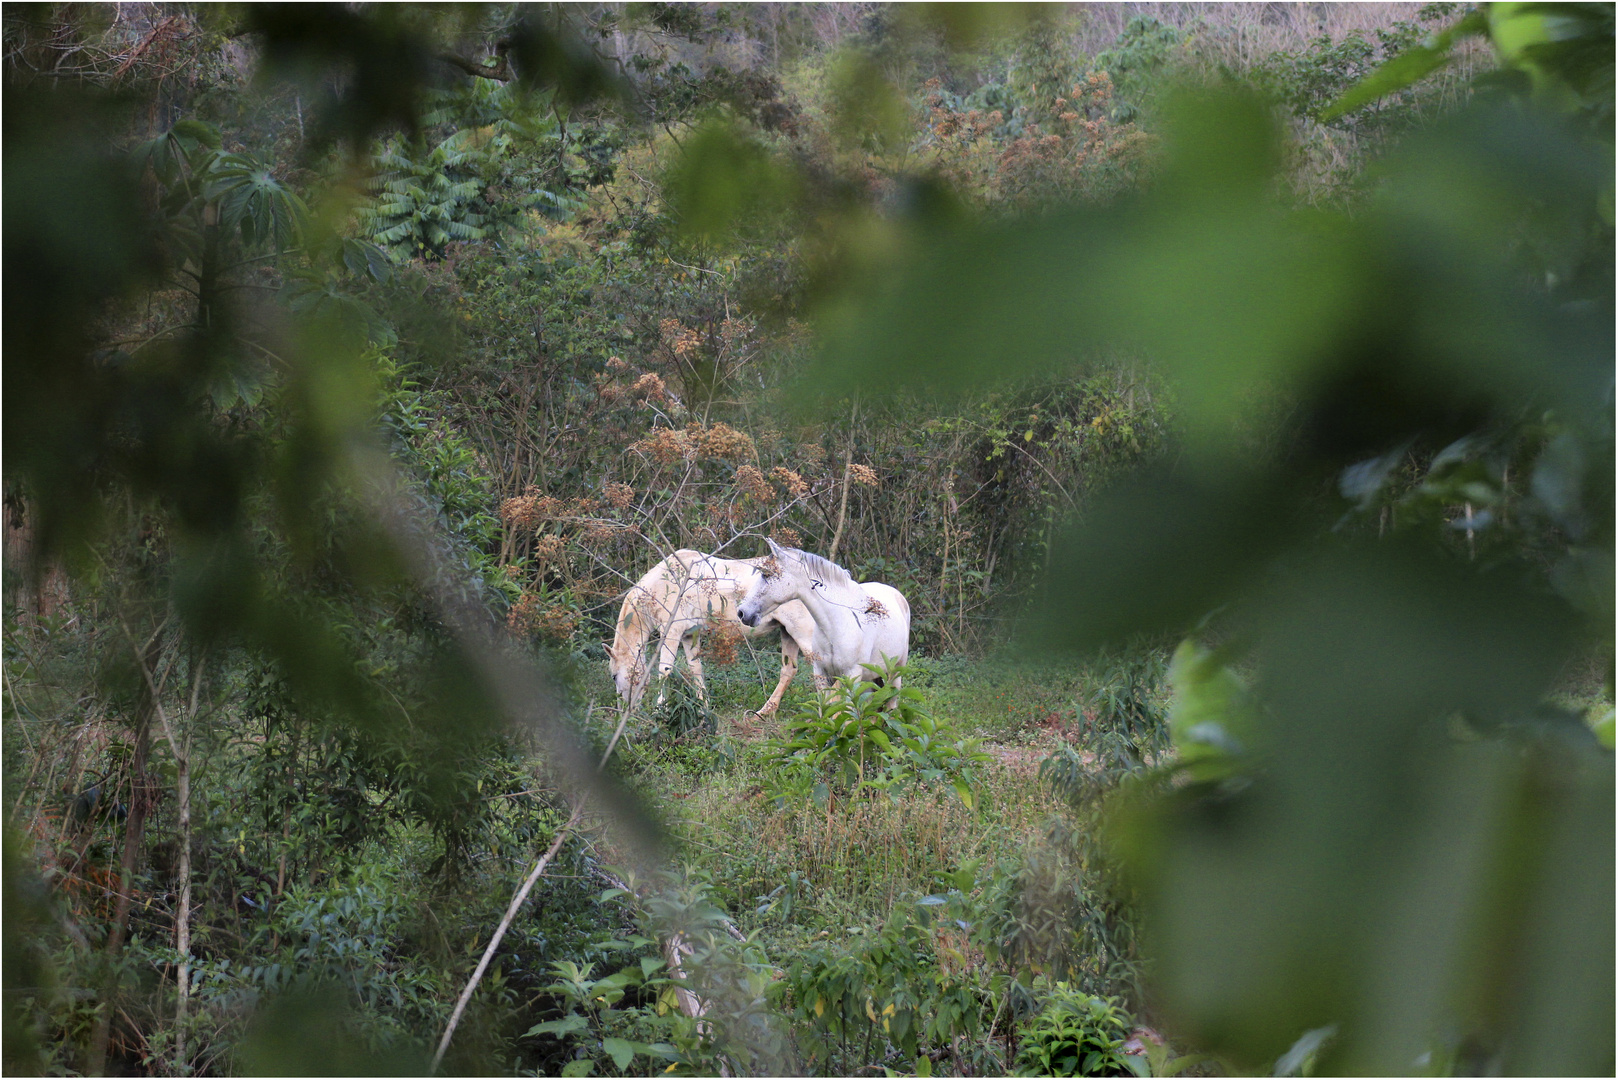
736,463 -> 773,502
770,467 -> 810,497
500,494 -> 539,529
532,533 -> 566,563
703,617 -> 744,665
848,463 -> 879,488
698,422 -> 756,462
630,372 -> 667,400
633,427 -> 696,465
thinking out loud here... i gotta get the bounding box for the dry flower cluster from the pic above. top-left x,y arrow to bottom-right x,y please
630,372 -> 669,402
996,75 -> 1152,197
770,528 -> 801,548
771,466 -> 810,497
632,422 -> 757,465
605,482 -> 636,509
707,500 -> 746,533
634,426 -> 695,465
500,489 -> 566,532
925,78 -> 1003,143
848,463 -> 880,488
736,463 -> 774,502
718,317 -> 753,351
508,593 -> 579,643
531,533 -> 566,564
698,422 -> 756,461
659,317 -> 704,362
701,616 -> 745,665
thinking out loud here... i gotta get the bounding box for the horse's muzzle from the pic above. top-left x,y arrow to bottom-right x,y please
738,609 -> 759,628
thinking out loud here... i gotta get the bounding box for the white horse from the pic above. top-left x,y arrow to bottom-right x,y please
736,539 -> 910,693
605,549 -> 817,717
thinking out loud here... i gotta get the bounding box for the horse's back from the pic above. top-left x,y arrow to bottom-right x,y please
656,551 -> 810,646
860,581 -> 911,667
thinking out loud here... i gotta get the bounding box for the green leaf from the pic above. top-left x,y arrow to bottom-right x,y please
560,1057 -> 594,1077
1273,1024 -> 1337,1076
602,1038 -> 635,1071
523,1013 -> 589,1039
1591,707 -> 1615,750
171,118 -> 223,151
663,121 -> 799,243
1166,639 -> 1258,780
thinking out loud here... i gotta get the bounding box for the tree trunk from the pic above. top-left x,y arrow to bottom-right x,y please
85,634 -> 160,1076
172,744 -> 192,1075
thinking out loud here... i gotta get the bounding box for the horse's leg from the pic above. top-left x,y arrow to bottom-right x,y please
652,628 -> 683,708
758,636 -> 799,717
884,670 -> 902,710
683,631 -> 707,702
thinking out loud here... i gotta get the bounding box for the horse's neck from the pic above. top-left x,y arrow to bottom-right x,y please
609,593 -> 651,669
614,559 -> 682,664
791,575 -> 867,652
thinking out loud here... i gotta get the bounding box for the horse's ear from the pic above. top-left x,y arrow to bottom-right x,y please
601,642 -> 612,656
766,537 -> 785,557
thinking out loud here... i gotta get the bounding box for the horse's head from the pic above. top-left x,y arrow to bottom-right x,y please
738,540 -> 796,627
603,641 -> 650,708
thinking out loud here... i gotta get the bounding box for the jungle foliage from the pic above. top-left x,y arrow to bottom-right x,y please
3,2 -> 1611,1077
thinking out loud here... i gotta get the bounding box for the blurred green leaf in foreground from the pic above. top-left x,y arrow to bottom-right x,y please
808,3 -> 1613,1074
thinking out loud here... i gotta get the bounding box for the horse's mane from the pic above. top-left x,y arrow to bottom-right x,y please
781,545 -> 859,595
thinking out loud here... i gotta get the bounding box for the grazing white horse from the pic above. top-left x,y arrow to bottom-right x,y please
605,549 -> 817,716
736,539 -> 910,693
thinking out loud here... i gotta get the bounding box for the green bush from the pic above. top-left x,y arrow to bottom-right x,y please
1014,984 -> 1142,1077
765,661 -> 990,808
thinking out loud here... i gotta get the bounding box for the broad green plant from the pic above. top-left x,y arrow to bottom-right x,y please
523,958 -> 680,1077
1012,983 -> 1141,1077
765,661 -> 990,808
785,902 -> 999,1076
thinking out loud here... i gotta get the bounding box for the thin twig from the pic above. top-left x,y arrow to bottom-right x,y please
429,801 -> 584,1074
432,702 -> 634,1073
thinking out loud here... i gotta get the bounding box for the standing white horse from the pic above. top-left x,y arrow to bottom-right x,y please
606,549 -> 817,716
736,539 -> 910,693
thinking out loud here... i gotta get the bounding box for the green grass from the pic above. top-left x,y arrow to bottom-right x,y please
582,648 -> 1097,955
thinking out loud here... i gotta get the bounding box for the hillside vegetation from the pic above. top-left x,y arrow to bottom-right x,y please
4,4 -> 1611,1077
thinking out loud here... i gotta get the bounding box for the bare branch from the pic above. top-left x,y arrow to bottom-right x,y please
438,51 -> 512,82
